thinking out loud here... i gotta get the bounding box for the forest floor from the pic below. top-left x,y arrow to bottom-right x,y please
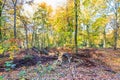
0,48 -> 120,80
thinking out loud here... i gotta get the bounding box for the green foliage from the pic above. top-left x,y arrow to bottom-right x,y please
0,42 -> 10,54
23,55 -> 33,60
0,45 -> 4,54
83,0 -> 91,7
18,70 -> 26,79
64,43 -> 74,49
4,61 -> 16,71
34,62 -> 57,77
79,41 -> 87,48
0,76 -> 4,80
0,0 -> 120,59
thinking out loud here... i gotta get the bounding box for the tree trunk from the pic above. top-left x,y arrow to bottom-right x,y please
103,28 -> 106,48
46,32 -> 50,47
0,10 -> 2,40
74,0 -> 78,54
12,0 -> 17,39
114,4 -> 118,50
32,31 -> 35,47
114,28 -> 118,50
25,26 -> 28,49
86,25 -> 90,47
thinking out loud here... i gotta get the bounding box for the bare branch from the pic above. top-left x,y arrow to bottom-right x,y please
12,0 -> 15,4
12,0 -> 17,5
2,0 -> 6,9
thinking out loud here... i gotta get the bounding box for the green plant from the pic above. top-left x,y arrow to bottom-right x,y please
4,61 -> 16,71
0,44 -> 9,55
0,76 -> 4,80
35,61 -> 59,78
18,70 -> 26,79
23,55 -> 33,60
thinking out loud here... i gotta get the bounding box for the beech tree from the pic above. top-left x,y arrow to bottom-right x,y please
106,0 -> 120,50
12,0 -> 17,39
74,0 -> 79,54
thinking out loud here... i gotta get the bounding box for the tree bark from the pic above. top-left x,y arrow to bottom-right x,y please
86,25 -> 90,47
0,10 -> 2,40
114,28 -> 118,50
114,3 -> 118,50
74,0 -> 78,54
12,0 -> 17,39
32,30 -> 35,47
25,26 -> 28,49
103,28 -> 106,48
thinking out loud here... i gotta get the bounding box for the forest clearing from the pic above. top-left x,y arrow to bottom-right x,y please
0,0 -> 120,80
0,48 -> 120,79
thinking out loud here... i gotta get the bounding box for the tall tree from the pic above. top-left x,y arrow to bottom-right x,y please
80,0 -> 107,48
113,0 -> 120,50
107,0 -> 120,50
12,0 -> 17,39
92,15 -> 109,48
74,0 -> 79,54
33,2 -> 52,48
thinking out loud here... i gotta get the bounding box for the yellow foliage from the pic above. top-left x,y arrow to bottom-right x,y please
9,45 -> 18,51
38,2 -> 46,9
0,49 -> 4,54
0,45 -> 4,54
9,52 -> 14,60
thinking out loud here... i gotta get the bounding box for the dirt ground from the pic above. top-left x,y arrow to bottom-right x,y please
0,48 -> 120,80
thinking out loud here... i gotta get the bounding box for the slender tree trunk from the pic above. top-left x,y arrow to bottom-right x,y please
103,28 -> 106,48
25,26 -> 28,49
31,31 -> 34,47
42,13 -> 46,48
86,25 -> 90,47
0,2 -> 2,40
24,24 -> 29,54
114,28 -> 118,50
32,28 -> 35,47
43,32 -> 45,48
38,34 -> 40,49
46,32 -> 50,47
41,34 -> 44,49
0,11 -> 2,40
34,32 -> 37,48
13,2 -> 17,38
12,0 -> 17,39
114,4 -> 118,50
74,0 -> 78,54
46,24 -> 50,47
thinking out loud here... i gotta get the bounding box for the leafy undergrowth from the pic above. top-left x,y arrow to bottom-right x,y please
0,48 -> 120,80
